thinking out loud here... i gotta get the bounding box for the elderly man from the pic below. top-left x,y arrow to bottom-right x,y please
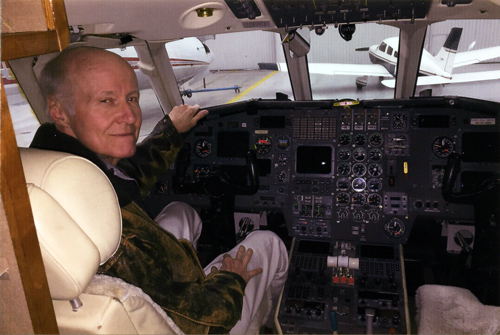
30,46 -> 288,334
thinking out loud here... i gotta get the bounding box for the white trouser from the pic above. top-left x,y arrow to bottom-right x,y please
155,203 -> 289,333
204,230 -> 289,334
154,201 -> 203,249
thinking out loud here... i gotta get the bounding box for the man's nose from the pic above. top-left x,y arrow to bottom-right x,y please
118,102 -> 139,123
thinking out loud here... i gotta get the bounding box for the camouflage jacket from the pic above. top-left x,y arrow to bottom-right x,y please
30,118 -> 246,334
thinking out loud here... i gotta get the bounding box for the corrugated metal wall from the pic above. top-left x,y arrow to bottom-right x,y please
205,19 -> 500,70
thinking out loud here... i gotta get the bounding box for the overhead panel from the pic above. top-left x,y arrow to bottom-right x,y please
261,0 -> 432,29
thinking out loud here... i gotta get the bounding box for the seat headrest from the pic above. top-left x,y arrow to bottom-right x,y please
20,148 -> 122,301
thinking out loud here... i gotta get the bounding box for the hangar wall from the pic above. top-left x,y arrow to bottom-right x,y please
205,19 -> 500,71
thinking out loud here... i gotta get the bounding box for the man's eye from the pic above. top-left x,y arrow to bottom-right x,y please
100,98 -> 111,103
128,97 -> 139,102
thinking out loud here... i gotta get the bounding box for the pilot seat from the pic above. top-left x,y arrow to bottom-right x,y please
20,148 -> 182,334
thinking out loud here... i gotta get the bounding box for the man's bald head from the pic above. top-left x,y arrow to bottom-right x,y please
41,47 -> 134,114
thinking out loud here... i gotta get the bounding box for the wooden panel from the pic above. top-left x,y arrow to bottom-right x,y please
1,81 -> 59,333
1,0 -> 69,61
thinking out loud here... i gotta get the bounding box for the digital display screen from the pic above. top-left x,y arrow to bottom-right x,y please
360,244 -> 395,260
296,146 -> 332,175
418,115 -> 450,128
217,132 -> 249,158
462,132 -> 500,163
260,115 -> 286,128
257,159 -> 272,176
298,240 -> 330,254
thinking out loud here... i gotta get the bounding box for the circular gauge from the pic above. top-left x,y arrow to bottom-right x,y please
337,177 -> 350,191
369,133 -> 383,147
353,147 -> 367,161
336,192 -> 350,206
384,218 -> 406,238
255,136 -> 272,155
352,210 -> 364,222
368,178 -> 383,192
432,136 -> 455,158
370,148 -> 383,161
352,177 -> 367,192
338,148 -> 351,161
351,193 -> 366,206
367,209 -> 380,222
337,162 -> 351,176
337,208 -> 350,220
368,163 -> 383,177
194,139 -> 212,157
339,133 -> 351,145
277,154 -> 288,166
367,193 -> 382,207
355,133 -> 367,145
352,163 -> 367,176
277,170 -> 289,183
277,136 -> 290,150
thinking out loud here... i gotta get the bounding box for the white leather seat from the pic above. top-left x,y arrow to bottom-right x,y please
20,148 -> 182,334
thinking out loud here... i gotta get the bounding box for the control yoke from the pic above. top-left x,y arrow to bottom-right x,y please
442,153 -> 500,204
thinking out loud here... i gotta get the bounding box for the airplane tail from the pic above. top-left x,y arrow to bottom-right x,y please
434,27 -> 463,77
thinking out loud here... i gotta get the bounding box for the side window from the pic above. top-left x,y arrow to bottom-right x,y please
379,42 -> 387,52
387,46 -> 394,56
394,51 -> 398,58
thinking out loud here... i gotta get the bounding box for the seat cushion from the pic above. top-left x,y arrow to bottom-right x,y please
416,284 -> 500,334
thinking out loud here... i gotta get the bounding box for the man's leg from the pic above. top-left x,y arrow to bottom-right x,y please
154,201 -> 202,248
204,230 -> 289,334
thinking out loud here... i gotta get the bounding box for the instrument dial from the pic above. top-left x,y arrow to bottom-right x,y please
353,147 -> 367,161
338,148 -> 351,161
355,133 -> 367,145
339,133 -> 352,145
352,163 -> 367,176
384,218 -> 406,238
368,163 -> 383,177
277,170 -> 289,183
194,139 -> 212,157
255,136 -> 272,155
336,192 -> 350,206
337,162 -> 351,176
367,193 -> 382,207
370,148 -> 382,161
368,178 -> 382,191
352,177 -> 367,192
337,177 -> 350,191
369,133 -> 383,146
432,136 -> 455,158
277,136 -> 290,149
351,193 -> 366,206
277,154 -> 288,166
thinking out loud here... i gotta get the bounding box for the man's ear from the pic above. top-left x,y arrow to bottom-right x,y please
48,97 -> 71,128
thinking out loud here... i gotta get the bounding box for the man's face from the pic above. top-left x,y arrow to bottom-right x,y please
63,53 -> 142,165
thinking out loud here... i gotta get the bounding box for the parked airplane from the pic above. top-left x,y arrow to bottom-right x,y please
2,37 -> 215,97
263,27 -> 500,89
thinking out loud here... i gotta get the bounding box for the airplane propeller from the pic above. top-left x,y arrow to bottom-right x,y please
355,47 -> 370,51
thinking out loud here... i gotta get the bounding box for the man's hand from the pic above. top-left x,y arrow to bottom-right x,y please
219,245 -> 263,283
169,104 -> 209,134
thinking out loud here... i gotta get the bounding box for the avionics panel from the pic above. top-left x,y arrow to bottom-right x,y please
147,97 -> 500,245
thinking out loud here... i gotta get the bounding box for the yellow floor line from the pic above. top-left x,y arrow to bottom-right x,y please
225,71 -> 278,104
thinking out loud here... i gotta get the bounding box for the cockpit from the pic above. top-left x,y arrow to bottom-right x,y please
2,0 -> 500,334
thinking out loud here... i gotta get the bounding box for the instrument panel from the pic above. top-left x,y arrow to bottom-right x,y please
146,97 -> 500,245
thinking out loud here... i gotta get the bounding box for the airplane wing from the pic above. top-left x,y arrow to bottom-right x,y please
259,62 -> 392,77
453,46 -> 500,68
381,70 -> 500,88
307,63 -> 393,77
